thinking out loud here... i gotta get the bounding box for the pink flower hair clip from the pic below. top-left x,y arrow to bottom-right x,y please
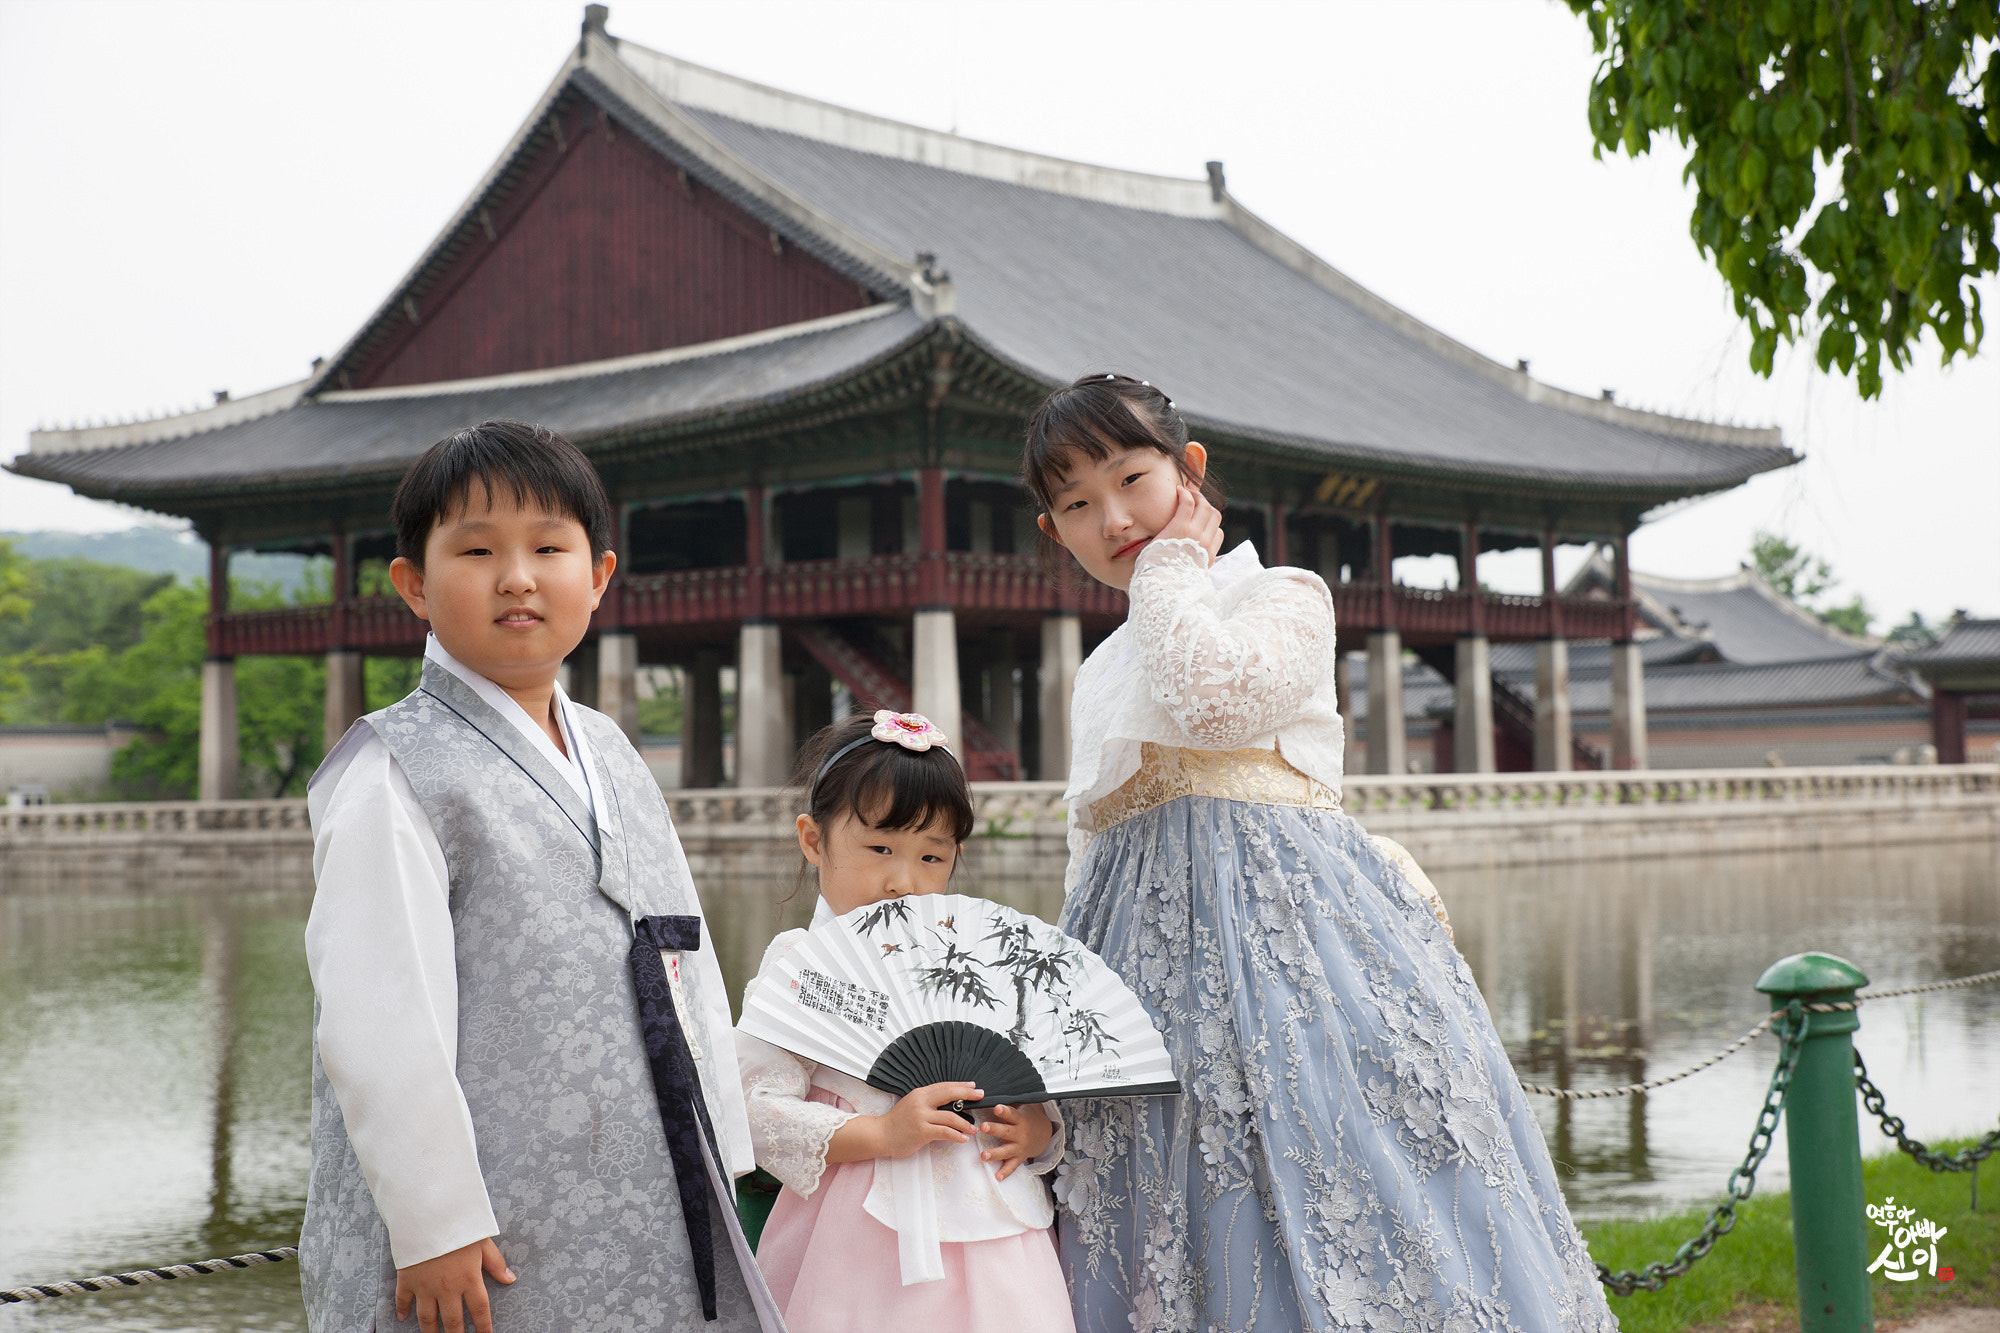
871,709 -> 947,752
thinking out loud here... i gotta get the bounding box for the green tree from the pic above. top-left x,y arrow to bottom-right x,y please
1566,0 -> 2000,396
59,578 -> 326,799
1750,530 -> 1873,635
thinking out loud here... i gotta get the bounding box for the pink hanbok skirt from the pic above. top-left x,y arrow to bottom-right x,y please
755,1096 -> 1074,1333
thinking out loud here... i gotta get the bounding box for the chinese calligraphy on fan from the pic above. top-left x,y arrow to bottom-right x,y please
1866,1198 -> 1950,1282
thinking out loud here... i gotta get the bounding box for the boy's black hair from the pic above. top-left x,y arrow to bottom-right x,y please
391,420 -> 615,567
789,712 -> 975,898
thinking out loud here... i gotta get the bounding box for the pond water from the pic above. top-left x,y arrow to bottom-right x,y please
1,838 -> 1996,1330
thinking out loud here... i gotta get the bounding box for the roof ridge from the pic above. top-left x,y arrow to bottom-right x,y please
611,38 -> 1223,219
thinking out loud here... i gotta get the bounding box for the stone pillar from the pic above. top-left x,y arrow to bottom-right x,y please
1038,612 -> 1080,782
986,629 -> 1019,769
597,631 -> 640,747
912,608 -> 962,748
324,650 -> 365,750
1533,639 -> 1573,771
1453,635 -> 1495,774
199,658 -> 239,801
1610,641 -> 1649,769
736,620 -> 790,787
683,649 -> 725,788
1365,629 -> 1405,775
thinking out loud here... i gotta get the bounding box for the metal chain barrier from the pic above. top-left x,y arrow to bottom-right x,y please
1519,1013 -> 1780,1100
1855,1050 -> 2000,1173
1593,1000 -> 1806,1297
4,972 -> 1995,1304
1521,967 -> 2000,1101
0,1247 -> 297,1304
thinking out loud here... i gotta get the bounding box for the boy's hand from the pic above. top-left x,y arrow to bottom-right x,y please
877,1081 -> 980,1159
976,1102 -> 1054,1181
395,1238 -> 514,1333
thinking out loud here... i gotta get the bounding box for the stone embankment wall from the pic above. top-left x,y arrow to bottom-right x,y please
1,766 -> 1994,894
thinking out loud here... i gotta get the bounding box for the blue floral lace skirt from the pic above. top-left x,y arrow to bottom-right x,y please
1053,794 -> 1616,1333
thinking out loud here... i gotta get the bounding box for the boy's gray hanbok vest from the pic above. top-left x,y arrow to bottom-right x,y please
301,663 -> 778,1333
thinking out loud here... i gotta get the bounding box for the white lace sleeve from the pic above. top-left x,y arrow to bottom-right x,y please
1063,819 -> 1094,897
736,1030 -> 855,1198
1127,538 -> 1334,747
1028,1101 -> 1065,1174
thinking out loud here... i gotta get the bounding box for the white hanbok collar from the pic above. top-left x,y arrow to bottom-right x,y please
425,634 -> 598,817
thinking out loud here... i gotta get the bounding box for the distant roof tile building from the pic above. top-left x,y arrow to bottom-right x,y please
13,8 -> 1801,796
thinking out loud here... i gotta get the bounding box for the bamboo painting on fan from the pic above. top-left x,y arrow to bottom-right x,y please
1025,372 -> 1619,1333
733,709 -> 1175,1333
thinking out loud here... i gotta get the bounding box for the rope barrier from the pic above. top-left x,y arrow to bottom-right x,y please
1520,967 -> 2000,1100
0,1247 -> 297,1304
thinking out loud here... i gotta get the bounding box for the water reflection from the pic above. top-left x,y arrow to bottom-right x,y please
0,838 -> 1994,1330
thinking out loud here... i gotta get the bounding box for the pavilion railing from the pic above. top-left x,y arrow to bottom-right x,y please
207,557 -> 1629,654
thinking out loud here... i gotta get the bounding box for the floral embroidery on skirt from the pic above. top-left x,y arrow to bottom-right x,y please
1054,795 -> 1616,1333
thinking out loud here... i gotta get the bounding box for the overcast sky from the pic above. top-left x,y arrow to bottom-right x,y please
1,0 -> 1992,627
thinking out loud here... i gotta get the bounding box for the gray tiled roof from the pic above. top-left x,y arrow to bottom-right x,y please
18,309 -> 926,497
1564,651 -> 1914,714
1345,641 -> 1916,720
1899,619 -> 2000,666
676,105 -> 1791,490
1633,575 -> 1870,665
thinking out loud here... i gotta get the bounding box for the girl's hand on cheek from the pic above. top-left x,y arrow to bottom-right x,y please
1156,485 -> 1223,562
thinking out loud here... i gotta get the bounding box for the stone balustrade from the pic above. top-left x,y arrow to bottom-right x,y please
2,766 -> 1993,881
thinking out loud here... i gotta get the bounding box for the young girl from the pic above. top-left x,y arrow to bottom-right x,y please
733,711 -> 1076,1333
1027,374 -> 1616,1332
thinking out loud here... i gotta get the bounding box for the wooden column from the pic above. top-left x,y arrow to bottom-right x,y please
1460,523 -> 1484,634
1375,513 -> 1395,629
1535,530 -> 1571,771
917,467 -> 948,606
1932,690 -> 1968,765
1269,501 -> 1289,567
743,486 -> 768,618
1541,531 -> 1563,639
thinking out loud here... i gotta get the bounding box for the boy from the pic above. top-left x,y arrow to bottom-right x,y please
301,420 -> 783,1333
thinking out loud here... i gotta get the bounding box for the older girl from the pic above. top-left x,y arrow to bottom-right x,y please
1028,373 -> 1614,1333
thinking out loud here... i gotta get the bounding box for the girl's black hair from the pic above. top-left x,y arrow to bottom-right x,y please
790,713 -> 976,896
391,419 -> 615,567
1020,373 -> 1225,579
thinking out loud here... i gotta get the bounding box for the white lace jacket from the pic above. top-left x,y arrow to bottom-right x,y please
1064,539 -> 1344,888
734,924 -> 1065,1283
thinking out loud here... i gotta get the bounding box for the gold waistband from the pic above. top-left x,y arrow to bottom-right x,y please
1083,743 -> 1342,832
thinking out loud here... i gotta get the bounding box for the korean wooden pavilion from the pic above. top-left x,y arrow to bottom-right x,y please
15,6 -> 1796,799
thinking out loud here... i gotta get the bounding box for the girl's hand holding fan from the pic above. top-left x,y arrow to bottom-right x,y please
828,1081 -> 980,1164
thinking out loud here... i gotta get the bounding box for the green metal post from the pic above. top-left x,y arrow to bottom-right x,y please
1756,951 -> 1873,1333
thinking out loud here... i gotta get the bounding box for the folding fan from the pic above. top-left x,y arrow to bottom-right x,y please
739,893 -> 1179,1114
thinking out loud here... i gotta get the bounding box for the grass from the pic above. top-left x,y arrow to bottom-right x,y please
1579,1140 -> 1998,1333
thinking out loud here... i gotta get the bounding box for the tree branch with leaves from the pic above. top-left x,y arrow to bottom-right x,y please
1566,0 -> 2000,396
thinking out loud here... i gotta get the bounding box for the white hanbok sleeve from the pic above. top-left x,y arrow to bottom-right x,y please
735,931 -> 856,1197
1126,537 -> 1334,747
304,734 -> 497,1269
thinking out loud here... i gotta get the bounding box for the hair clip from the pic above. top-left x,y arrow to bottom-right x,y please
871,709 -> 948,752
